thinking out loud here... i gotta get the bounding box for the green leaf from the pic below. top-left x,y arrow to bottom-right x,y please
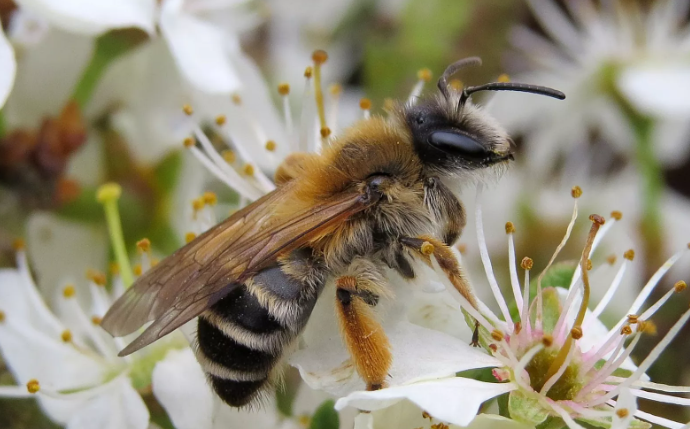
309,399 -> 339,429
508,390 -> 549,425
153,151 -> 182,194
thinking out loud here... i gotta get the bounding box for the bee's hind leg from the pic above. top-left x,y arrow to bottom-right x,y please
334,259 -> 392,391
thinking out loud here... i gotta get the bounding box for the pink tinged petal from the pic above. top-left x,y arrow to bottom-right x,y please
335,378 -> 516,427
66,376 -> 149,429
160,0 -> 240,94
618,66 -> 690,118
152,348 -> 214,429
291,321 -> 503,397
14,0 -> 156,35
0,25 -> 16,108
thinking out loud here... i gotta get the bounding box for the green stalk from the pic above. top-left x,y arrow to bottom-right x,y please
71,31 -> 141,109
97,182 -> 134,288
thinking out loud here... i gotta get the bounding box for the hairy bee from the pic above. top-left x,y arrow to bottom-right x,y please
101,57 -> 564,407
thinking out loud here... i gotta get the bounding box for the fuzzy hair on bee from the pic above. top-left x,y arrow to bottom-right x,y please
101,56 -> 564,408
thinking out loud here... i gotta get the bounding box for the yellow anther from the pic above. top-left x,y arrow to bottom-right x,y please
192,197 -> 205,211
383,98 -> 395,112
222,149 -> 236,164
61,330 -> 72,342
456,243 -> 467,254
243,164 -> 255,176
637,320 -> 657,335
304,66 -> 313,79
136,238 -> 151,253
133,264 -> 142,276
312,49 -> 328,64
674,280 -> 687,293
91,316 -> 102,326
616,409 -> 629,418
422,411 -> 432,420
420,241 -> 435,256
620,325 -> 633,335
215,115 -> 227,126
231,94 -> 242,105
687,243 -> 690,250
87,269 -> 107,286
203,191 -> 217,206
627,314 -> 639,324
298,415 -> 311,427
0,310 -> 5,323
359,98 -> 372,110
589,214 -> 605,225
320,127 -> 331,138
109,262 -> 120,275
449,79 -> 463,91
541,335 -> 553,347
497,73 -> 510,83
521,257 -> 533,270
185,232 -> 197,243
570,326 -> 583,339
606,254 -> 617,265
26,379 -> 40,394
151,258 -> 159,267
571,186 -> 583,198
586,259 -> 592,271
182,104 -> 193,115
417,68 -> 432,82
490,330 -> 504,342
611,210 -> 623,220
265,140 -> 277,152
12,238 -> 25,251
624,249 -> 635,261
278,83 -> 290,96
505,221 -> 515,234
63,285 -> 76,298
329,83 -> 342,96
96,182 -> 122,203
183,137 -> 195,148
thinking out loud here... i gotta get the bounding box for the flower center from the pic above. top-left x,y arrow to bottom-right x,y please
524,347 -> 582,401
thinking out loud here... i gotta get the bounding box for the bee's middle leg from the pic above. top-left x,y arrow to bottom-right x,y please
334,259 -> 392,391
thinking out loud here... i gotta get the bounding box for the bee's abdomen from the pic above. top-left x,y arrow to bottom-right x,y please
196,257 -> 324,407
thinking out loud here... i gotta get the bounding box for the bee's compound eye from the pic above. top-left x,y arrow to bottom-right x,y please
428,131 -> 486,156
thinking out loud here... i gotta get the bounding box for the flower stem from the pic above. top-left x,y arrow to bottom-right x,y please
71,30 -> 144,109
97,183 -> 134,288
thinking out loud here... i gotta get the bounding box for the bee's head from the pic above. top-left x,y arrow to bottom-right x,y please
406,57 -> 564,176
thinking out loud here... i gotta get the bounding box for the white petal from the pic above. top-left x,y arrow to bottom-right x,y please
26,212 -> 108,308
14,0 -> 156,35
0,25 -> 16,108
152,348 -> 214,429
66,376 -> 149,429
618,65 -> 690,118
291,320 -> 502,397
335,378 -> 516,427
160,0 -> 240,94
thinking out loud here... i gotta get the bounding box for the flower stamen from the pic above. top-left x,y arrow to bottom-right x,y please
360,98 -> 372,120
408,68 -> 432,105
311,50 -> 330,143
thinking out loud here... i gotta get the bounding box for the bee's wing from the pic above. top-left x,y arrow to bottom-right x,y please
101,183 -> 371,356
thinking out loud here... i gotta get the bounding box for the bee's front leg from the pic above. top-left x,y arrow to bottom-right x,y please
400,235 -> 478,310
334,259 -> 392,391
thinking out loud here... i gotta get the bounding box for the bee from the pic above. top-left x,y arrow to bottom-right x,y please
101,57 -> 564,407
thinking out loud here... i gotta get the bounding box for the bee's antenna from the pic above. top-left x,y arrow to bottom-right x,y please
437,57 -> 482,100
460,82 -> 566,105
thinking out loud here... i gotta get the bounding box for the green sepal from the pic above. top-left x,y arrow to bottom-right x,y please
309,399 -> 339,429
508,390 -> 550,425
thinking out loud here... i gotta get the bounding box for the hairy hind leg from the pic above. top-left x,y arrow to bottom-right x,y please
334,259 -> 392,390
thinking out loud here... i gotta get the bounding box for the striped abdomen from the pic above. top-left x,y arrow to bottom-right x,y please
195,252 -> 325,406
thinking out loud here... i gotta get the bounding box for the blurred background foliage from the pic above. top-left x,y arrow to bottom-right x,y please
1,0 -> 689,427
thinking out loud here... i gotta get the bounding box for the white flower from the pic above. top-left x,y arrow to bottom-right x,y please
330,187 -> 690,429
489,0 -> 690,171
